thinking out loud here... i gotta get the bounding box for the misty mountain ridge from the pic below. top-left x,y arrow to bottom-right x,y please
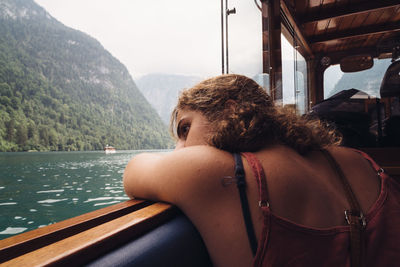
137,73 -> 203,124
0,0 -> 172,151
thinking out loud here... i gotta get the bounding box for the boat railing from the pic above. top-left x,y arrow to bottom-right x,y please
0,200 -> 172,264
0,199 -> 212,266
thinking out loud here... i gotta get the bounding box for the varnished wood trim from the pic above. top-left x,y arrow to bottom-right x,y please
281,0 -> 313,57
309,21 -> 400,44
1,202 -> 176,267
299,1 -> 400,24
0,199 -> 151,263
267,0 -> 283,101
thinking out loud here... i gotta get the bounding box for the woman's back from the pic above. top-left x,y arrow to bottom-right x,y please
125,145 -> 396,266
235,146 -> 399,266
249,146 -> 380,229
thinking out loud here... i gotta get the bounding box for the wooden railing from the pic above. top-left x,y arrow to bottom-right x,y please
0,200 -> 176,265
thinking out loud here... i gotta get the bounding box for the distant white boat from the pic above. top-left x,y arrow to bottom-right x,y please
104,145 -> 116,154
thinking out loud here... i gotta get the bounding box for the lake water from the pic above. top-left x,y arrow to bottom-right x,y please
0,150 -> 167,240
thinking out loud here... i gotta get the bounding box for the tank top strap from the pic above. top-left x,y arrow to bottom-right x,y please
321,149 -> 362,211
321,149 -> 367,267
241,152 -> 270,209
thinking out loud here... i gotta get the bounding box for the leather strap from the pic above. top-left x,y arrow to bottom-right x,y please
233,153 -> 258,256
321,149 -> 366,267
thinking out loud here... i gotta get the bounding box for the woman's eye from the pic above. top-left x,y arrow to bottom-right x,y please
178,124 -> 190,139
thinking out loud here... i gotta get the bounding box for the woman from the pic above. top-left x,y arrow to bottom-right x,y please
124,74 -> 400,267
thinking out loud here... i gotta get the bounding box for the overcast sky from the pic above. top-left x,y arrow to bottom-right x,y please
34,0 -> 263,80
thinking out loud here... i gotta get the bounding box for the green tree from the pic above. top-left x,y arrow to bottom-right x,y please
27,122 -> 36,139
16,123 -> 28,145
0,96 -> 12,107
48,129 -> 58,147
23,102 -> 34,117
0,83 -> 12,97
39,125 -> 49,146
5,119 -> 15,141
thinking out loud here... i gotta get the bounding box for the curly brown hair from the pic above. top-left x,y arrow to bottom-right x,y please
170,74 -> 341,154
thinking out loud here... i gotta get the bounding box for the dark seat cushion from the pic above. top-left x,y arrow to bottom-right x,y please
86,215 -> 213,267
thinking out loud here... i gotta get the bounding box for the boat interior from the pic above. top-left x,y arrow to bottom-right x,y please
1,0 -> 399,265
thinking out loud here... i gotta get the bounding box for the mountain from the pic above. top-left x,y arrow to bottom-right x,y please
136,73 -> 203,125
0,0 -> 173,151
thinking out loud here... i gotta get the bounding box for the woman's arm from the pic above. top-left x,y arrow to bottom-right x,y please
123,145 -> 234,206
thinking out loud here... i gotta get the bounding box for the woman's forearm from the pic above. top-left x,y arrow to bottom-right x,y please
123,152 -> 165,200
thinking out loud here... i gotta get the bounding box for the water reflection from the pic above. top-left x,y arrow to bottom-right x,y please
0,150 -> 168,240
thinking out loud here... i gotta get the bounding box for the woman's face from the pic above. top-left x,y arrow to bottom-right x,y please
175,109 -> 211,150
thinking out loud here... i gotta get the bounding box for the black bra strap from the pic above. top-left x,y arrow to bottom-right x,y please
234,153 -> 258,256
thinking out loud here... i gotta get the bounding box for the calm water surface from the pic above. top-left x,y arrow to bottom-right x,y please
0,150 -> 167,240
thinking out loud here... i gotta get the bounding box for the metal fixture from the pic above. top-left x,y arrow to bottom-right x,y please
220,0 -> 236,74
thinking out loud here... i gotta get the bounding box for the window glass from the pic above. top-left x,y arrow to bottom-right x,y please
324,58 -> 392,99
228,0 -> 264,86
295,49 -> 307,114
281,34 -> 308,114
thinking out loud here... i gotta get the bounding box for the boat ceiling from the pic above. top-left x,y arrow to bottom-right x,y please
282,0 -> 400,59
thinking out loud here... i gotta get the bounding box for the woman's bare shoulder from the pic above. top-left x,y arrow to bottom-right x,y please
327,146 -> 373,167
123,145 -> 235,204
159,145 -> 234,173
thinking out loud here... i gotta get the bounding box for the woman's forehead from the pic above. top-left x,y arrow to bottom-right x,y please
176,108 -> 193,115
176,109 -> 196,120
176,109 -> 208,122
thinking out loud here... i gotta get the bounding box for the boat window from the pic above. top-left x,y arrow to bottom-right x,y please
324,58 -> 392,99
227,0 -> 264,87
281,34 -> 308,114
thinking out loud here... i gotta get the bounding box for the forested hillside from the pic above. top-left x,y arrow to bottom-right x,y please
0,0 -> 173,151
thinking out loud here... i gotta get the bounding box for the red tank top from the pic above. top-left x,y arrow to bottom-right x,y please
241,150 -> 400,267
